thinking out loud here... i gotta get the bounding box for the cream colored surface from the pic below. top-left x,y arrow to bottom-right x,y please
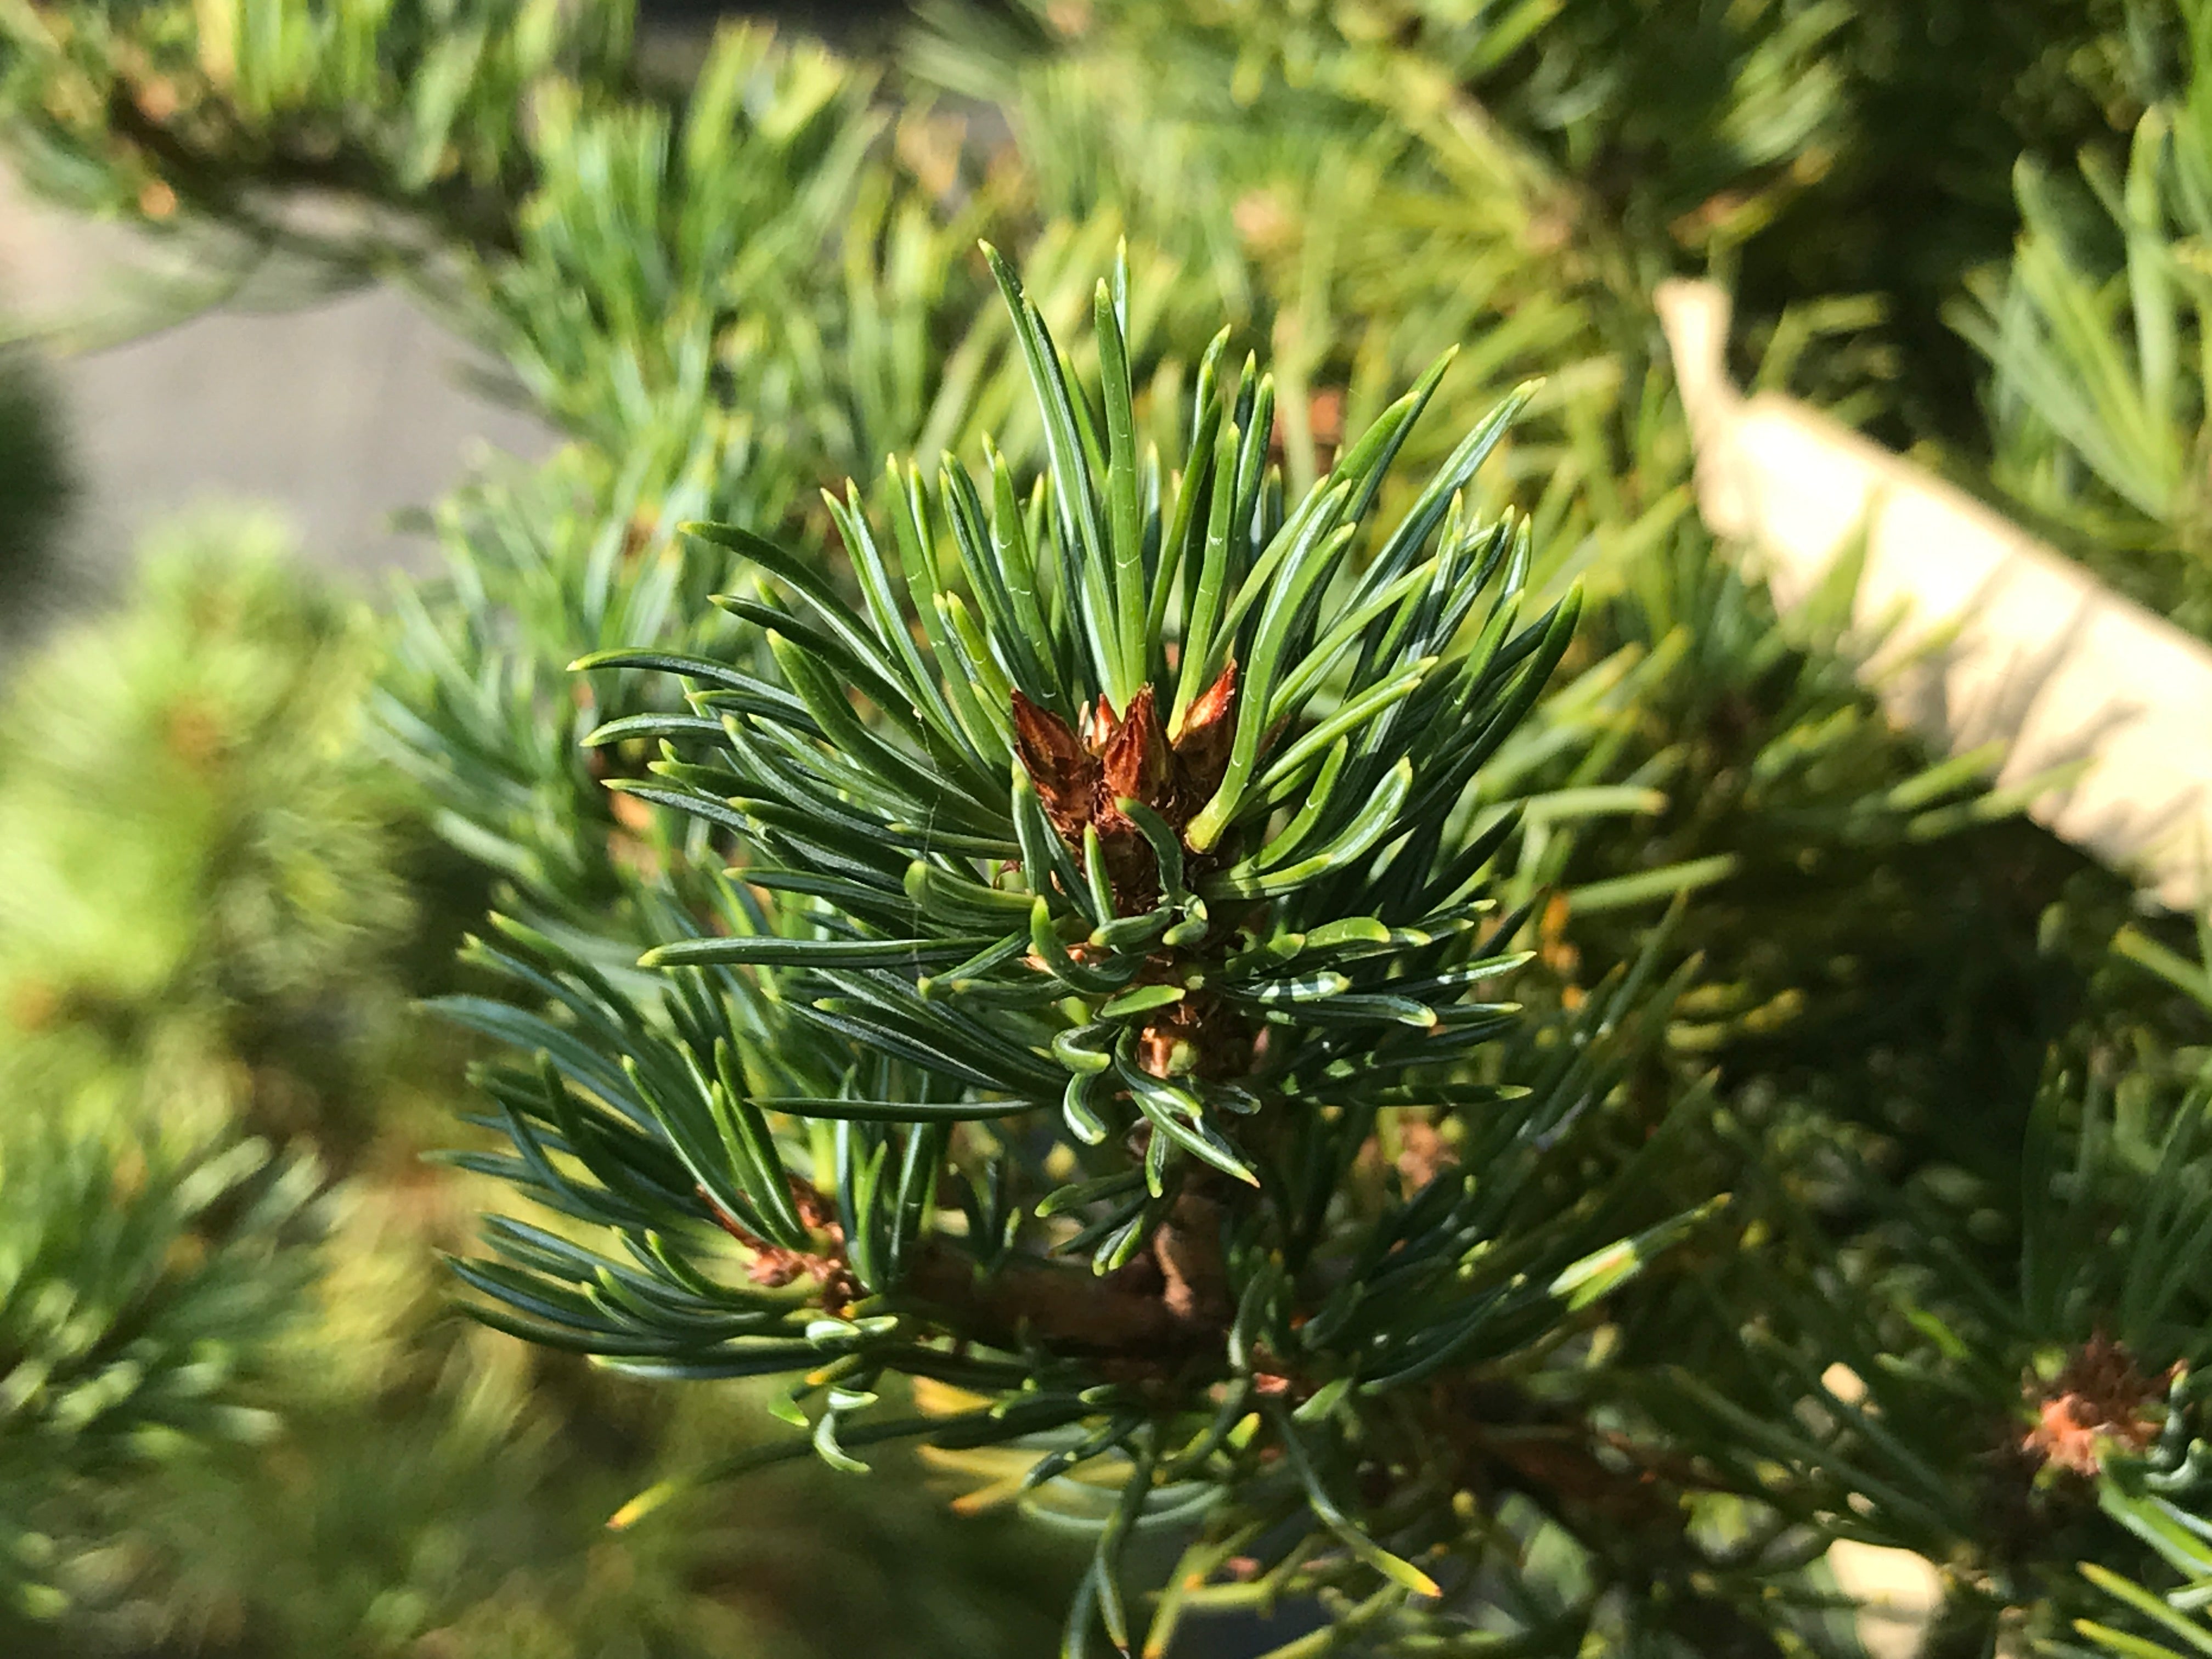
1658,279 -> 2212,911
1826,1541 -> 1942,1659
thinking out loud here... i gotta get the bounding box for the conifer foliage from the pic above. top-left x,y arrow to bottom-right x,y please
443,253 -> 1742,1653
16,0 -> 2212,1655
0,1132 -> 321,1620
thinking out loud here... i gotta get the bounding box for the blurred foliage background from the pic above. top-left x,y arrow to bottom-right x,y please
6,0 -> 2212,1654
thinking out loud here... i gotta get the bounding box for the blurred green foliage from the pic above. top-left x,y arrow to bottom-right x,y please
0,515 -> 424,1150
0,1131 -> 324,1623
1954,0 -> 2212,637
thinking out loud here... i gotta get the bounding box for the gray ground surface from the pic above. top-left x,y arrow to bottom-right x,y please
2,163 -> 553,591
54,283 -> 552,583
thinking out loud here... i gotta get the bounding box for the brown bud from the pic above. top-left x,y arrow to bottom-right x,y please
1135,996 -> 1253,1080
2022,1334 -> 2171,1477
1135,1017 -> 1196,1080
1101,685 -> 1169,807
745,1249 -> 809,1289
1012,690 -> 1099,840
1171,660 -> 1238,805
1082,693 -> 1122,752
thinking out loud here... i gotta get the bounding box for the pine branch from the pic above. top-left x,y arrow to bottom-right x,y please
441,249 -> 1752,1654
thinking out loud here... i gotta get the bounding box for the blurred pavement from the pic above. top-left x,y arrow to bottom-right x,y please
0,163 -> 554,587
